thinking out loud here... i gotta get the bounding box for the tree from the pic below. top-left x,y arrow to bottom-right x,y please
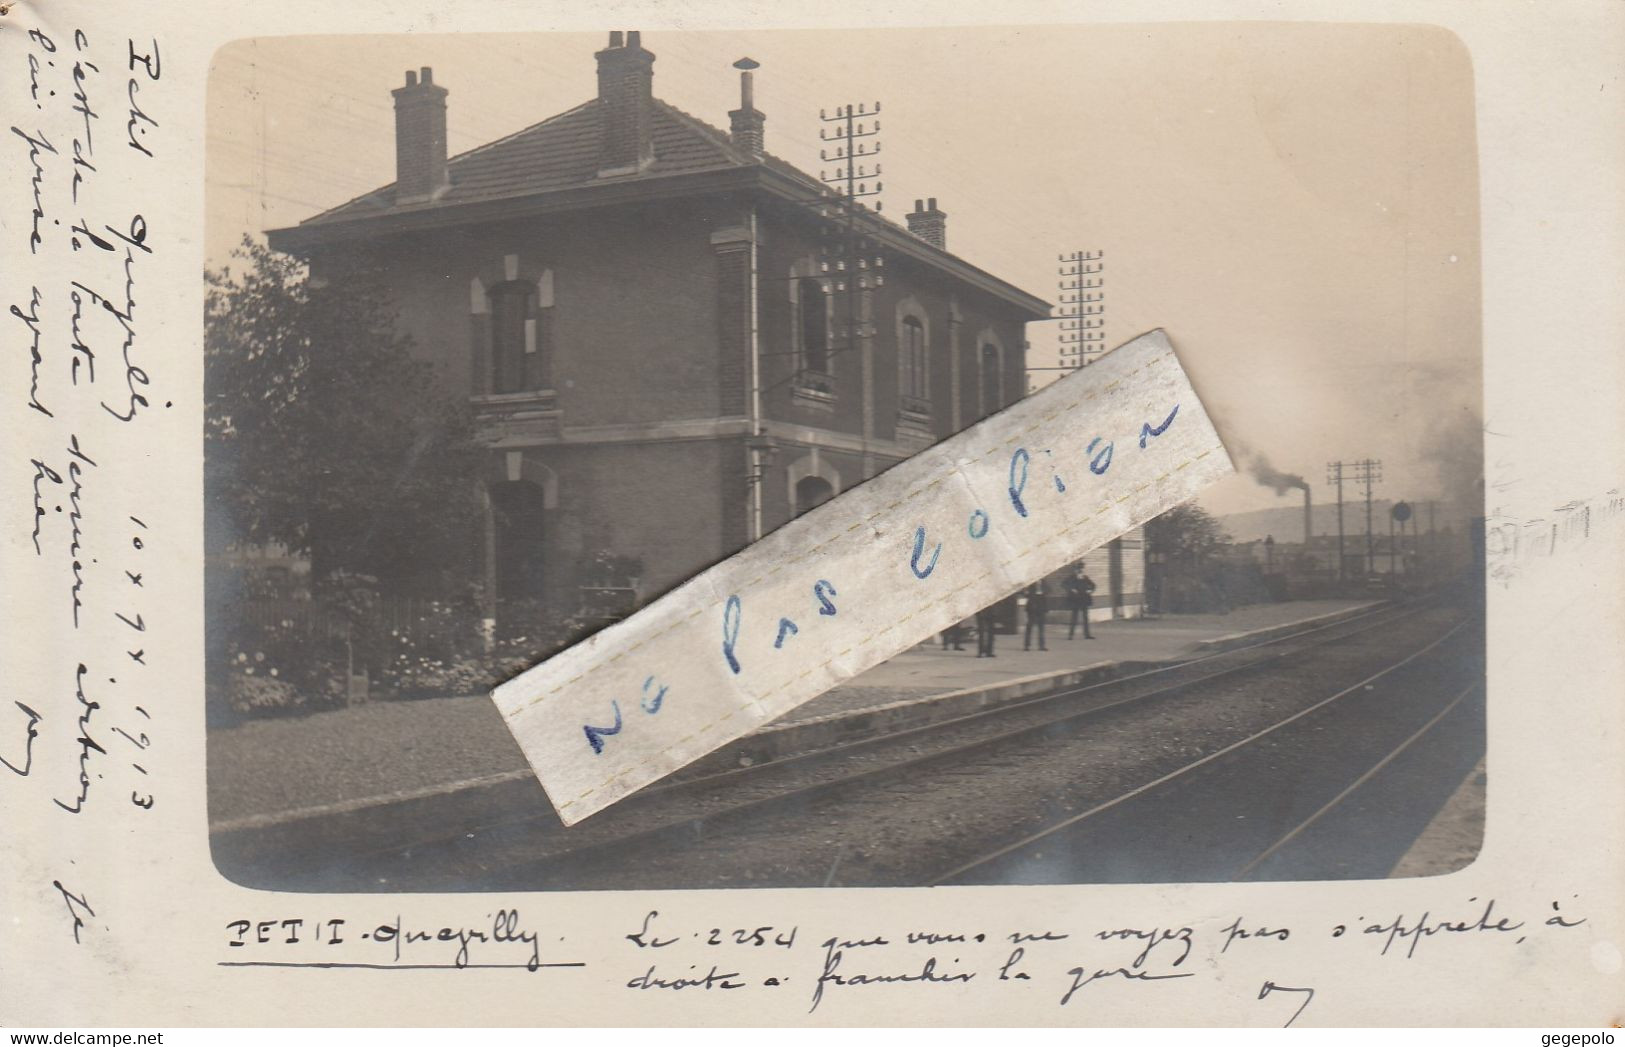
1145,502 -> 1235,613
1145,502 -> 1230,564
205,238 -> 482,592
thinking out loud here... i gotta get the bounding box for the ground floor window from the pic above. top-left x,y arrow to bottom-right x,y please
489,479 -> 547,602
795,475 -> 835,516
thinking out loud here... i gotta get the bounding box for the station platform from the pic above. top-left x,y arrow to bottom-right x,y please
776,600 -> 1375,727
207,599 -> 1376,832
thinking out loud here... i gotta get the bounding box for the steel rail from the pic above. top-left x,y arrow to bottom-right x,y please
245,597 -> 1442,884
472,601 -> 1461,883
1230,679 -> 1481,881
925,620 -> 1472,885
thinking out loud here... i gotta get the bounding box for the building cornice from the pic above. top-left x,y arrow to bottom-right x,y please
266,166 -> 762,255
751,167 -> 1051,319
481,414 -> 922,462
266,165 -> 1050,319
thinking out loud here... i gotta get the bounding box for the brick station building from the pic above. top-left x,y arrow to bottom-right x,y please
268,32 -> 1142,626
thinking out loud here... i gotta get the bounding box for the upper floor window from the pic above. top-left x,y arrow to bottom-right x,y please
799,276 -> 831,376
901,316 -> 928,402
489,281 -> 550,394
980,343 -> 1002,417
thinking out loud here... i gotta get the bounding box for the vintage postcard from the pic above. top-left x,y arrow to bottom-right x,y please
2,0 -> 1621,1030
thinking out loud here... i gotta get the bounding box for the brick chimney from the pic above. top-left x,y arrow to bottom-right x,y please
391,67 -> 449,204
906,198 -> 947,249
596,30 -> 656,176
728,57 -> 765,155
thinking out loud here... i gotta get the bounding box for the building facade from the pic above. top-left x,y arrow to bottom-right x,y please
268,33 -> 1077,627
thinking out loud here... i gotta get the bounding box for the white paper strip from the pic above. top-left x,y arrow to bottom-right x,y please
493,329 -> 1233,824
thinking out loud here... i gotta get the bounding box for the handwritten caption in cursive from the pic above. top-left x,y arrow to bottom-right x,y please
618,898 -> 1588,1021
8,16 -> 166,946
207,895 -> 1592,1022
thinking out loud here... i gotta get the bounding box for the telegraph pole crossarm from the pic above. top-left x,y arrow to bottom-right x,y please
1325,457 -> 1381,580
752,99 -> 887,402
1056,249 -> 1106,370
1327,461 -> 1346,583
815,99 -> 885,477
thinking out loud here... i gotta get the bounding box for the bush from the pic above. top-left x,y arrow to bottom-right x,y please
218,616 -> 350,716
373,583 -> 489,698
207,568 -> 369,722
225,670 -> 306,715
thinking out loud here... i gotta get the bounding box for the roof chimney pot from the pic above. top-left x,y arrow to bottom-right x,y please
596,31 -> 657,176
906,198 -> 948,250
392,65 -> 450,203
728,56 -> 766,155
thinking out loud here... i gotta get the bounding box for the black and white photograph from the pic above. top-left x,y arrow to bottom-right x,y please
12,0 -> 1625,1032
202,25 -> 1486,893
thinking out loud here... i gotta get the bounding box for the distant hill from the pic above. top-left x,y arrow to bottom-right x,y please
1217,500 -> 1402,545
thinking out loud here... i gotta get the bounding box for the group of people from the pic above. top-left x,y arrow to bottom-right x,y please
940,567 -> 1097,658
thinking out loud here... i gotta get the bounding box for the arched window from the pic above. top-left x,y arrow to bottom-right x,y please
794,476 -> 835,516
490,283 -> 539,394
980,343 -> 1002,417
799,276 -> 830,375
901,316 -> 928,401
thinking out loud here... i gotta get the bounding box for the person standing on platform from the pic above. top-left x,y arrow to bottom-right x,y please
1023,579 -> 1050,651
974,602 -> 998,658
1066,567 -> 1096,639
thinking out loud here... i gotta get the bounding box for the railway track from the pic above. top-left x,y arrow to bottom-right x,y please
427,593 -> 1475,890
927,623 -> 1483,885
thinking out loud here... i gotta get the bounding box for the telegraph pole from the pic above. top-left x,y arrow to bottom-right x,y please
1027,250 -> 1105,392
1351,458 -> 1383,574
818,101 -> 884,476
1328,458 -> 1382,577
1057,250 -> 1105,369
1326,461 -> 1347,581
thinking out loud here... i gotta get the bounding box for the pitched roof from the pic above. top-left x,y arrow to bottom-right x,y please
300,97 -> 794,227
275,93 -> 1049,316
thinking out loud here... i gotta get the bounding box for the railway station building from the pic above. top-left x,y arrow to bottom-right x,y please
267,32 -> 1146,628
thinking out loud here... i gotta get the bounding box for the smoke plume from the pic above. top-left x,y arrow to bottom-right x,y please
1249,453 -> 1310,494
1421,406 -> 1486,521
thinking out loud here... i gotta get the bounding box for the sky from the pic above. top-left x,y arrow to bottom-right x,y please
206,23 -> 1483,524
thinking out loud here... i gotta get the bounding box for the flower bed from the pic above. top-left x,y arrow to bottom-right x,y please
210,578 -> 597,721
